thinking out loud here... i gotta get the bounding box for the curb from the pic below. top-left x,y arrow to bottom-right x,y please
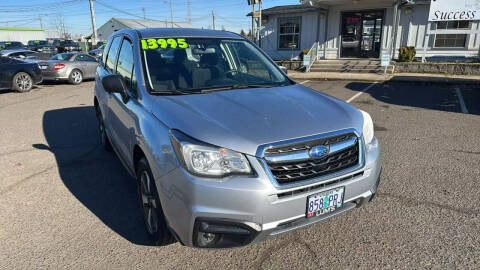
289,73 -> 480,85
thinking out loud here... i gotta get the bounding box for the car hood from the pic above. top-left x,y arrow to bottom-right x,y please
151,84 -> 364,156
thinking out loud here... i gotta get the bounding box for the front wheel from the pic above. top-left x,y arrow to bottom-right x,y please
69,69 -> 83,85
136,157 -> 176,246
12,72 -> 33,93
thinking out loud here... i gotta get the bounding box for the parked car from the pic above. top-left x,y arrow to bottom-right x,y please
94,28 -> 382,248
0,41 -> 27,50
88,44 -> 105,59
38,53 -> 98,84
27,40 -> 57,53
0,56 -> 42,92
0,49 -> 40,60
53,39 -> 80,53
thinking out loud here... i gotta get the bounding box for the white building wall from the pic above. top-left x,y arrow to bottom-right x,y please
259,3 -> 480,61
260,12 -> 323,60
0,30 -> 45,44
97,19 -> 128,42
399,4 -> 480,58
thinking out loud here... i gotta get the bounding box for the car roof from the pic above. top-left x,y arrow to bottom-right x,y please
118,28 -> 244,40
1,49 -> 34,54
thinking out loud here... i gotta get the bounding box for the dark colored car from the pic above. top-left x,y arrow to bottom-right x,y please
27,40 -> 57,53
88,44 -> 105,59
53,40 -> 80,53
0,41 -> 27,50
0,56 -> 42,92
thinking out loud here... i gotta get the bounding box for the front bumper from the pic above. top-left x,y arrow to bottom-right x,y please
157,137 -> 381,248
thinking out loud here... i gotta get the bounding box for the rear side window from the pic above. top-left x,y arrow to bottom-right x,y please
105,36 -> 122,73
115,39 -> 136,94
76,54 -> 97,62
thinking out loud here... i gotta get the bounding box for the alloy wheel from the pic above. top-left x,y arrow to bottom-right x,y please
140,171 -> 158,235
16,74 -> 32,91
72,71 -> 82,84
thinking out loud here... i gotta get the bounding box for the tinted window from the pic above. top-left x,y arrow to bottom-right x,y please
116,39 -> 136,93
50,53 -> 74,61
76,54 -> 97,62
105,36 -> 122,73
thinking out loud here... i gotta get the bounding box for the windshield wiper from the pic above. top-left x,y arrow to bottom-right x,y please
200,83 -> 284,93
150,89 -> 199,95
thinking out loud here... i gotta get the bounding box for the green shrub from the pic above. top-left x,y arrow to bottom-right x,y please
398,46 -> 416,62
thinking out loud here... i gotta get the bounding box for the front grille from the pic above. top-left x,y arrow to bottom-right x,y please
264,133 -> 355,155
264,133 -> 360,185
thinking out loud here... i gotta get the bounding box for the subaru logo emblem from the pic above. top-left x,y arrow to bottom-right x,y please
309,145 -> 329,158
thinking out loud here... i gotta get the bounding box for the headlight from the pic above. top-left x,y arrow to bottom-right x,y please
360,110 -> 374,144
170,130 -> 252,177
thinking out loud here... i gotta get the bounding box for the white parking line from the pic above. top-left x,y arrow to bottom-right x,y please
455,87 -> 469,114
299,80 -> 310,85
346,83 -> 377,103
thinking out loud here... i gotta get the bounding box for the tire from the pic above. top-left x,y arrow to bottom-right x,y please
69,69 -> 83,85
136,157 -> 176,246
12,72 -> 33,93
95,104 -> 113,152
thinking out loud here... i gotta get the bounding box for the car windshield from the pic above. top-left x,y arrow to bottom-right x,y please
4,42 -> 24,49
32,40 -> 48,45
50,53 -> 73,61
142,37 -> 291,94
64,40 -> 78,46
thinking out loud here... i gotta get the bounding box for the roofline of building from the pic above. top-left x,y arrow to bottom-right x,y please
0,27 -> 44,31
247,5 -> 326,17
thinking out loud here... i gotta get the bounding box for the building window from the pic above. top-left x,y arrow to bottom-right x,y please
278,17 -> 301,50
434,21 -> 470,48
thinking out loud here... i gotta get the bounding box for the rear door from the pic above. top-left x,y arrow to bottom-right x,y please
74,54 -> 98,78
106,37 -> 139,167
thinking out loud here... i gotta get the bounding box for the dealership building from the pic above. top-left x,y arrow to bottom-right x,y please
251,0 -> 480,61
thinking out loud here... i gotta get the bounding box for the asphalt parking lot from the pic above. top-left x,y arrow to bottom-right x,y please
0,80 -> 479,269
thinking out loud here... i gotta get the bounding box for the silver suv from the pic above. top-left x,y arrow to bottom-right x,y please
94,28 -> 381,248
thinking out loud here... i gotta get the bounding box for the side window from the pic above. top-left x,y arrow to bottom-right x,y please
105,36 -> 122,73
115,39 -> 136,95
75,54 -> 87,61
76,54 -> 97,62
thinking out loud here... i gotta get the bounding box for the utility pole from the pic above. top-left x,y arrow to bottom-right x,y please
212,10 -> 215,30
170,0 -> 174,28
89,0 -> 98,45
258,0 -> 262,46
142,8 -> 146,19
187,0 -> 191,23
251,3 -> 255,42
38,15 -> 43,29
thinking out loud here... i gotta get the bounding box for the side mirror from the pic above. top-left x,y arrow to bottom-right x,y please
102,74 -> 129,103
279,65 -> 288,74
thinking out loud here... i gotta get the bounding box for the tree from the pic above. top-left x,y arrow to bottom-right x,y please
240,29 -> 246,37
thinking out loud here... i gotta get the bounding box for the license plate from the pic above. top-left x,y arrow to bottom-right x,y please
306,187 -> 344,218
40,65 -> 48,70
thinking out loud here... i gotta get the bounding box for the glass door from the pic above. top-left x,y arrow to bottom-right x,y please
341,10 -> 383,58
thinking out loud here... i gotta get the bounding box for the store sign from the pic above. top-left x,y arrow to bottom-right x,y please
428,0 -> 480,21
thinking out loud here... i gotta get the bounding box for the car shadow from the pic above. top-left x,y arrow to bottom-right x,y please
344,80 -> 480,115
35,106 -> 152,245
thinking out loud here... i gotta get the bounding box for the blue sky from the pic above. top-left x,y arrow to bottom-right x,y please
0,0 -> 297,35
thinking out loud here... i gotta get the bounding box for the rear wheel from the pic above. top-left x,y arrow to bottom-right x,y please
12,72 -> 33,93
136,157 -> 176,246
69,69 -> 83,85
95,104 -> 112,152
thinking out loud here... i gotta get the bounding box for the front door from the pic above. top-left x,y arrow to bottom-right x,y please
341,10 -> 384,58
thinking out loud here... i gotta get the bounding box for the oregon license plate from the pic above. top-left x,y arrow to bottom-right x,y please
306,187 -> 345,218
